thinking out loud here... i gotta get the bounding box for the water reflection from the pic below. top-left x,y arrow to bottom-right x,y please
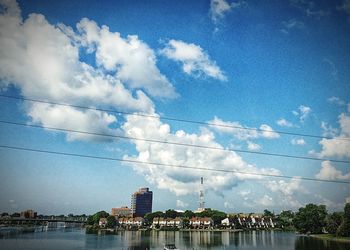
1,228 -> 349,250
295,236 -> 350,250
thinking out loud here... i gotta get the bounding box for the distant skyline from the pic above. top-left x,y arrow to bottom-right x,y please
0,0 -> 350,215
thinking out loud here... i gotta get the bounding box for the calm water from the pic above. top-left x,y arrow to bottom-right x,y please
0,229 -> 349,250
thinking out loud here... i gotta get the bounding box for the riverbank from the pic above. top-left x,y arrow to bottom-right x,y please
310,234 -> 350,244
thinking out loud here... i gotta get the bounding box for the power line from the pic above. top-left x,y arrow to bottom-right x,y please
1,119 -> 350,164
1,94 -> 349,142
0,144 -> 349,184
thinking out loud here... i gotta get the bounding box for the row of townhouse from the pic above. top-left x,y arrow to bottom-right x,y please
189,217 -> 214,228
98,217 -> 145,228
221,216 -> 275,229
152,217 -> 214,229
152,217 -> 183,228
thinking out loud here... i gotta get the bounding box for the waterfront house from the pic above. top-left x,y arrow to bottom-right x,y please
190,217 -> 213,228
99,218 -> 107,228
221,217 -> 235,227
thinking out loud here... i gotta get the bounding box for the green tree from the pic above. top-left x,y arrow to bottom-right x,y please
106,215 -> 116,228
337,203 -> 350,237
165,209 -> 178,219
326,212 -> 343,235
277,210 -> 295,229
264,209 -> 274,217
87,211 -> 109,226
144,211 -> 164,225
183,210 -> 195,219
293,204 -> 327,234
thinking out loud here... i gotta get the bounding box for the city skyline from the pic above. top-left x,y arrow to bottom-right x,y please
0,0 -> 350,215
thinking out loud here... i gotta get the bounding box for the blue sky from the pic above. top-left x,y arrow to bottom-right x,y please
0,0 -> 350,215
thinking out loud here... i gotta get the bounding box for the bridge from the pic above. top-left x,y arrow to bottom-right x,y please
0,217 -> 86,228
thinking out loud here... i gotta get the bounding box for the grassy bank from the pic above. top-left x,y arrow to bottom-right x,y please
311,234 -> 350,243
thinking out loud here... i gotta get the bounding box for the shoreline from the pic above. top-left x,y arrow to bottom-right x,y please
310,234 -> 350,244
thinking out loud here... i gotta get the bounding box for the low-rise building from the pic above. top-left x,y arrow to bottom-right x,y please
20,209 -> 37,219
118,217 -> 144,227
152,217 -> 183,228
190,217 -> 213,228
111,206 -> 132,217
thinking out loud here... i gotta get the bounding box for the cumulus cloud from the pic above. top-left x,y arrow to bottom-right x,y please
0,0 -> 179,141
318,112 -> 350,158
209,116 -> 279,140
258,195 -> 274,207
265,178 -> 303,196
276,118 -> 294,127
247,141 -> 261,151
264,177 -> 304,208
176,199 -> 188,208
210,0 -> 246,23
77,18 -> 177,98
315,161 -> 350,181
297,105 -> 312,122
321,121 -> 339,137
28,103 -> 119,142
122,114 -> 281,196
160,39 -> 226,81
291,138 -> 306,146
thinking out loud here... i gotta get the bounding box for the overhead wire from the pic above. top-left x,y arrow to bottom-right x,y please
1,94 -> 349,142
0,144 -> 349,185
1,119 -> 349,164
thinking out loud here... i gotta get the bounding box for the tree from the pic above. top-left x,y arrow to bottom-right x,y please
183,210 -> 195,219
264,209 -> 274,217
106,215 -> 116,228
326,212 -> 343,235
144,211 -> 164,225
277,210 -> 295,229
165,209 -> 178,219
337,203 -> 350,237
293,204 -> 327,234
87,211 -> 109,226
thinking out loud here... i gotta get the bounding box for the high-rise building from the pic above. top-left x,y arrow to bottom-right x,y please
131,187 -> 153,217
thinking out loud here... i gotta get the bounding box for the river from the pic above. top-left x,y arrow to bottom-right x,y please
0,228 -> 349,249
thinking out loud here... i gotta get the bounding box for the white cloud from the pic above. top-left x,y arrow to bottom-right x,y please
209,116 -> 279,140
247,141 -> 261,151
176,199 -> 188,208
298,105 -> 312,122
265,178 -> 302,196
264,177 -> 304,208
318,113 -> 350,158
315,161 -> 350,180
0,0 -> 181,141
238,190 -> 251,197
281,18 -> 305,34
258,195 -> 274,207
327,96 -> 345,106
122,114 -> 281,196
28,103 -> 119,142
276,118 -> 293,127
77,18 -> 177,98
292,105 -> 312,122
321,121 -> 339,137
210,0 -> 246,23
160,39 -> 226,81
291,138 -> 306,146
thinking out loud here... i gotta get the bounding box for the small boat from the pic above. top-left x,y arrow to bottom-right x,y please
164,243 -> 179,250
